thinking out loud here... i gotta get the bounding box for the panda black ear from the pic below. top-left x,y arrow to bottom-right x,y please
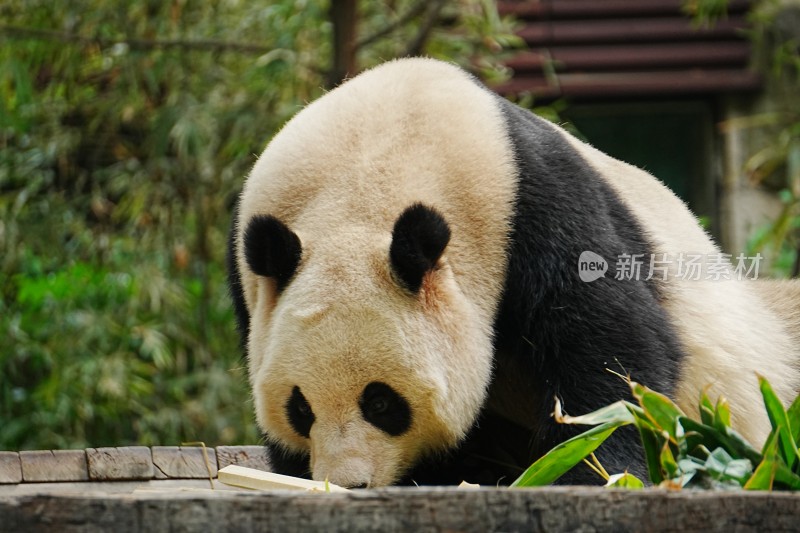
244,215 -> 302,291
390,203 -> 451,293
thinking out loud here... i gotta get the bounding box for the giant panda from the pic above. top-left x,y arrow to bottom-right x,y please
227,57 -> 800,488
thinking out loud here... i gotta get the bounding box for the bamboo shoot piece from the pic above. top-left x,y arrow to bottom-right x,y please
217,465 -> 350,493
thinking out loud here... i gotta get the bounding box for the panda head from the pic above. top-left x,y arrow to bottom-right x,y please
241,202 -> 495,488
233,57 -> 516,488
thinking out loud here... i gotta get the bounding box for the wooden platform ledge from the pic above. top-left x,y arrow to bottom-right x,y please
1,447 -> 798,532
1,486 -> 799,532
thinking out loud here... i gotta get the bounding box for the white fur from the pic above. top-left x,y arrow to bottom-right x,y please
237,58 -> 517,487
755,280 -> 800,348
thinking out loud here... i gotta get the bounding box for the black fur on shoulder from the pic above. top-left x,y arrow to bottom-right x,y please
390,203 -> 451,293
409,88 -> 689,486
484,96 -> 687,484
226,204 -> 249,351
244,214 -> 302,291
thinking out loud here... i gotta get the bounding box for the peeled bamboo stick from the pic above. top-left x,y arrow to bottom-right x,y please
217,465 -> 350,493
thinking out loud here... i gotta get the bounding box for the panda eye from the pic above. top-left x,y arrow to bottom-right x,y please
286,386 -> 315,438
367,397 -> 389,415
359,381 -> 411,436
297,401 -> 312,417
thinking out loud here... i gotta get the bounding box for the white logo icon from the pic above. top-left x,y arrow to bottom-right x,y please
579,251 -> 608,282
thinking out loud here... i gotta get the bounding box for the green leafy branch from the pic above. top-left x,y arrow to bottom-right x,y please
512,375 -> 800,490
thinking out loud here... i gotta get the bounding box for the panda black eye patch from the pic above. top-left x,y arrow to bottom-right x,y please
244,214 -> 302,291
286,386 -> 314,438
359,382 -> 411,436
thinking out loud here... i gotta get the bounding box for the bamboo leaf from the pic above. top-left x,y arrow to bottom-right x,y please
679,417 -> 762,465
773,460 -> 800,489
553,397 -> 637,426
713,396 -> 732,432
630,408 -> 668,484
630,381 -> 684,439
605,472 -> 644,489
787,394 -> 800,445
759,375 -> 799,469
660,440 -> 679,479
745,459 -> 778,490
746,426 -> 800,490
511,422 -> 621,487
675,457 -> 702,487
699,388 -> 715,427
746,437 -> 780,490
704,448 -> 752,486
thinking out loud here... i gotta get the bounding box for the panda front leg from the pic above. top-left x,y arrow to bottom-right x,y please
482,351 -> 651,486
492,275 -> 686,485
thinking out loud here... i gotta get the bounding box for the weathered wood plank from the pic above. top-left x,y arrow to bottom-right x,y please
19,450 -> 88,482
0,452 -> 22,484
2,487 -> 800,533
0,479 -> 242,496
214,446 -> 271,471
151,447 -> 217,479
87,447 -> 154,481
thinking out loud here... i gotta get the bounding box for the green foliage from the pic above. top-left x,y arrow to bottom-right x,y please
0,1 -> 518,450
356,0 -> 521,80
511,422 -> 622,487
512,376 -> 800,490
2,253 -> 255,449
682,0 -> 731,27
605,472 -> 645,489
0,0 -> 327,450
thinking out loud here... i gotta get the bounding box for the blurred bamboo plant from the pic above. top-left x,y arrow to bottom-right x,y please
0,0 -> 330,450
